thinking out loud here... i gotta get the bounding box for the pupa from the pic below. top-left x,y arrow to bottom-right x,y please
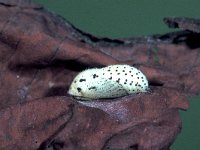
68,64 -> 149,100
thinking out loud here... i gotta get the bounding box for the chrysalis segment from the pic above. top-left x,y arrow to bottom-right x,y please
68,64 -> 149,100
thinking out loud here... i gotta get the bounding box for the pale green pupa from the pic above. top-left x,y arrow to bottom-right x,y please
68,64 -> 149,100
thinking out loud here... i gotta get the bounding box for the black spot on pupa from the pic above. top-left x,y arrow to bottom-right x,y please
129,71 -> 131,73
131,75 -> 133,77
110,72 -> 112,75
122,70 -> 125,72
124,67 -> 126,69
93,74 -> 98,79
130,83 -> 132,85
116,78 -> 120,83
116,70 -> 118,72
141,77 -> 144,79
103,73 -> 105,75
124,82 -> 127,84
125,73 -> 127,75
108,69 -> 111,71
109,77 -> 112,80
117,73 -> 120,75
142,80 -> 144,82
136,73 -> 138,75
125,79 -> 127,81
137,77 -> 139,79
79,79 -> 86,82
77,87 -> 82,92
74,81 -> 77,83
88,86 -> 96,90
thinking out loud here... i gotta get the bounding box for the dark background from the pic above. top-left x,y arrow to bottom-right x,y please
33,0 -> 200,149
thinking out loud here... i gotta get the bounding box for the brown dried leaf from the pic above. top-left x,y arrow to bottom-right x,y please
0,1 -> 200,150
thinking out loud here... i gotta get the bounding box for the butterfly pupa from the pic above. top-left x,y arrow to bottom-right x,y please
68,64 -> 149,100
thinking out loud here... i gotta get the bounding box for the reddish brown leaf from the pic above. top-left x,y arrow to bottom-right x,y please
0,1 -> 200,150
